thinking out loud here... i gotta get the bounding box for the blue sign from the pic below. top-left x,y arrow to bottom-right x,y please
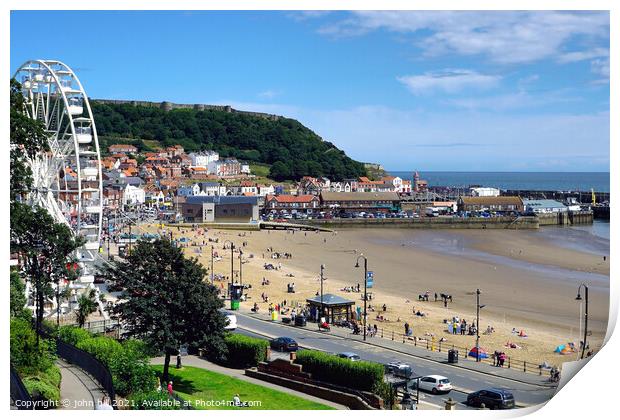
366,271 -> 374,288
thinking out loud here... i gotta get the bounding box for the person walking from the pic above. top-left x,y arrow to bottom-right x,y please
167,381 -> 174,396
404,322 -> 410,336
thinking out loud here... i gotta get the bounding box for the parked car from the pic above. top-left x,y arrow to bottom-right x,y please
337,352 -> 361,362
224,312 -> 237,330
269,337 -> 299,352
466,388 -> 515,409
386,361 -> 416,379
415,375 -> 453,394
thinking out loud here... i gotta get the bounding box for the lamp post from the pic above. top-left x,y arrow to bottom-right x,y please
355,254 -> 368,341
239,248 -> 243,289
475,288 -> 486,362
223,240 -> 235,298
319,264 -> 325,326
576,284 -> 589,359
210,245 -> 215,285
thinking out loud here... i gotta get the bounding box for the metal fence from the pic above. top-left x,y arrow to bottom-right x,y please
54,338 -> 117,408
340,325 -> 554,377
10,365 -> 33,410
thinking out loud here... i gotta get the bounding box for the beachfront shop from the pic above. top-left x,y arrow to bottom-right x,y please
306,294 -> 355,324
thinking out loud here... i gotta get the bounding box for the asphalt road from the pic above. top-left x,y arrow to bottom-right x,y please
234,312 -> 557,410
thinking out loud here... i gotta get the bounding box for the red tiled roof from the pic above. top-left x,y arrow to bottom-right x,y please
267,194 -> 317,203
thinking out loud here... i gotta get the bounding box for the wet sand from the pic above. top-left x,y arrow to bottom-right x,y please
142,224 -> 610,367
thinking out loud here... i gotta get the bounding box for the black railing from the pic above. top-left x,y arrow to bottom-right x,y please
54,339 -> 117,408
10,365 -> 33,410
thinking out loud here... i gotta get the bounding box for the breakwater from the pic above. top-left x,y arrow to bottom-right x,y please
300,216 -> 539,230
536,211 -> 593,226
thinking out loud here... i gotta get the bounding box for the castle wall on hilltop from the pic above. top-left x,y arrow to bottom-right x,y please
93,99 -> 281,121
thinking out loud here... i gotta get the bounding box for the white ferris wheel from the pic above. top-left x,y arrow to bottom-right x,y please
13,60 -> 104,289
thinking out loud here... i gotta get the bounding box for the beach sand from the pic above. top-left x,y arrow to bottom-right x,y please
141,223 -> 609,368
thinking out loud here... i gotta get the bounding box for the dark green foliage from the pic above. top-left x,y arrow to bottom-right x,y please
72,332 -> 156,396
223,334 -> 268,367
22,377 -> 61,406
295,350 -> 385,393
10,318 -> 56,376
10,270 -> 27,317
10,79 -> 49,201
103,238 -> 228,381
58,325 -> 93,346
76,289 -> 98,327
91,101 -> 367,181
129,390 -> 183,410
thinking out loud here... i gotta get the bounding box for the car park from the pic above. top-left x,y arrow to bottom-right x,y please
466,388 -> 515,409
415,375 -> 452,394
269,337 -> 299,352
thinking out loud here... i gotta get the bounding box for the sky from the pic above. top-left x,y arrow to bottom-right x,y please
10,10 -> 610,171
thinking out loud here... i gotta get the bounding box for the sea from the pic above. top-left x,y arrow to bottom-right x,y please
389,171 -> 610,193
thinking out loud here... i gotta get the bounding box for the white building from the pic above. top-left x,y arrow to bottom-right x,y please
470,187 -> 500,197
189,151 -> 219,167
123,184 -> 145,206
258,184 -> 275,196
524,199 -> 568,214
240,163 -> 251,174
198,182 -> 222,196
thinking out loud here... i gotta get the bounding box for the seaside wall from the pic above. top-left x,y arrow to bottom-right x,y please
302,216 -> 539,230
537,211 -> 593,226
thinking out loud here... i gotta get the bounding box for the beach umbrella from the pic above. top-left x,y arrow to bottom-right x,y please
468,346 -> 488,359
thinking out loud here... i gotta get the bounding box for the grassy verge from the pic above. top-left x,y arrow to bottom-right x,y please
153,365 -> 334,410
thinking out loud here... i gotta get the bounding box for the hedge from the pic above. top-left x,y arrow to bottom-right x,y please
71,331 -> 156,396
58,325 -> 93,346
223,334 -> 268,368
23,377 -> 61,407
295,350 -> 384,392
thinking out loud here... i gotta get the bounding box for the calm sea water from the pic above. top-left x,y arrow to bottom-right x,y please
389,171 -> 610,192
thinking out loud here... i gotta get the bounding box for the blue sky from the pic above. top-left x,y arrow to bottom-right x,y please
10,10 -> 610,171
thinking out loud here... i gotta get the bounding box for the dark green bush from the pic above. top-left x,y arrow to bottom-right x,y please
58,325 -> 92,346
295,350 -> 384,392
108,350 -> 156,396
36,365 -> 62,389
129,390 -> 183,410
223,334 -> 268,367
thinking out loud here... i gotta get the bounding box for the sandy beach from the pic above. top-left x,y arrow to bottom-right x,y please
140,223 -> 609,368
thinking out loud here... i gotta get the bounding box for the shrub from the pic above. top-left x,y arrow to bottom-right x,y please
295,350 -> 384,392
10,318 -> 56,375
129,390 -> 183,410
223,334 -> 268,368
23,377 -> 60,407
37,365 -> 62,389
123,339 -> 156,358
76,336 -> 123,366
109,351 -> 157,396
58,325 -> 92,346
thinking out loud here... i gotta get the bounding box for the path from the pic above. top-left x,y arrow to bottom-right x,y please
150,355 -> 348,409
56,359 -> 107,410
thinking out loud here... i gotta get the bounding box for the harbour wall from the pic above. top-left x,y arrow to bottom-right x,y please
300,216 -> 539,230
536,211 -> 593,226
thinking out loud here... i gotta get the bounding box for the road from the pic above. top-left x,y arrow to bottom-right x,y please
234,312 -> 557,410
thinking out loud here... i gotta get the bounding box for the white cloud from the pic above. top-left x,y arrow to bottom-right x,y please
557,47 -> 609,63
316,11 -> 609,65
397,69 -> 500,95
445,89 -> 580,111
591,57 -> 610,79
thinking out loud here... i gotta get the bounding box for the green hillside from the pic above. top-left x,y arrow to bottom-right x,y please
91,101 -> 367,181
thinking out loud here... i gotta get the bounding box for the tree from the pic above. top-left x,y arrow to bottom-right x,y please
10,79 -> 49,201
103,238 -> 227,381
10,202 -> 84,335
10,270 -> 27,318
76,289 -> 98,327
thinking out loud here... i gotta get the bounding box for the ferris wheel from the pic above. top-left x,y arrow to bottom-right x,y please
13,60 -> 104,287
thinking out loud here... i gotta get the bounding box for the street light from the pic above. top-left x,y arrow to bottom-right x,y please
239,248 -> 244,290
319,264 -> 325,326
223,240 -> 235,298
355,254 -> 368,341
210,245 -> 215,285
576,283 -> 589,359
475,288 -> 486,362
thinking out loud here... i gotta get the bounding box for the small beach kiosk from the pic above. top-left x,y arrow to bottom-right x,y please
306,294 -> 355,324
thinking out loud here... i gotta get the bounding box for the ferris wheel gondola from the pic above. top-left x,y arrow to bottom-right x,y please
13,60 -> 104,288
